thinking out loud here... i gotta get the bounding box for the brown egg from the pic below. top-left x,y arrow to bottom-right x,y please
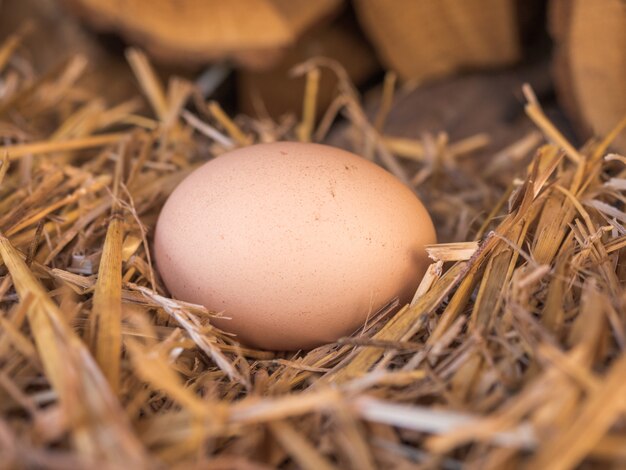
154,142 -> 436,350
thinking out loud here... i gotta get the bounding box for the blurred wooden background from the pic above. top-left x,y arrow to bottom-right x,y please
1,0 -> 624,153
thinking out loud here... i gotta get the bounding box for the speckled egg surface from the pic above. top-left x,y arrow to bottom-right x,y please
154,142 -> 436,350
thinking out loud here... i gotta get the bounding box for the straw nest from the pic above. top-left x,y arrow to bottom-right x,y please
1,28 -> 626,470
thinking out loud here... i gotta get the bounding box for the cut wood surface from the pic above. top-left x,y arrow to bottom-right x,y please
60,0 -> 343,68
353,0 -> 521,81
550,0 -> 626,152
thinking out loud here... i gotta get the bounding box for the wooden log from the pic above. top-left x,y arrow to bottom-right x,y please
352,0 -> 521,82
60,0 -> 343,69
550,0 -> 626,152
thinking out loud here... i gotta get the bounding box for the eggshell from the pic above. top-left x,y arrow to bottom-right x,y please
154,142 -> 436,350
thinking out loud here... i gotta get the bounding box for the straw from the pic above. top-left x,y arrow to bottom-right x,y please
1,33 -> 626,469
